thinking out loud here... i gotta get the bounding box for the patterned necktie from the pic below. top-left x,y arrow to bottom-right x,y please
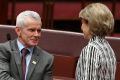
21,48 -> 29,80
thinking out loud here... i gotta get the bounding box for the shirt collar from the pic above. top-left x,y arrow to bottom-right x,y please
17,39 -> 34,54
89,36 -> 106,43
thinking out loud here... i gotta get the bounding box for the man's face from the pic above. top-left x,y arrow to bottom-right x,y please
15,17 -> 42,47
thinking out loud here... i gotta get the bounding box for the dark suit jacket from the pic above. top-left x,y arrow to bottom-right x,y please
0,39 -> 54,80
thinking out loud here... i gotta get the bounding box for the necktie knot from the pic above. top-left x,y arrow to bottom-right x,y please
21,48 -> 29,56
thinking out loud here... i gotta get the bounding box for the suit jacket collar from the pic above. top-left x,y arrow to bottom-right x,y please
10,39 -> 22,79
26,47 -> 41,79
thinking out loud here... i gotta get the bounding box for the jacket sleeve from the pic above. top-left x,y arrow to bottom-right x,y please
0,44 -> 15,80
43,55 -> 54,80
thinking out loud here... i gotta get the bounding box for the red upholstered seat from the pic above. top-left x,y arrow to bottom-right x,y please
53,54 -> 78,78
8,2 -> 43,20
53,2 -> 82,20
115,62 -> 120,80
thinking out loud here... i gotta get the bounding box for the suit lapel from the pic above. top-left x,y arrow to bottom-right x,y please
26,47 -> 40,80
13,50 -> 22,77
10,39 -> 22,79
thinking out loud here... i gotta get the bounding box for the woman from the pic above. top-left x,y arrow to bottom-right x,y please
76,3 -> 116,80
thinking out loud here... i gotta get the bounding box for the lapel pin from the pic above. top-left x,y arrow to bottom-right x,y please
32,61 -> 37,64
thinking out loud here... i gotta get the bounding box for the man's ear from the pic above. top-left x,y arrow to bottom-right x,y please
15,27 -> 21,37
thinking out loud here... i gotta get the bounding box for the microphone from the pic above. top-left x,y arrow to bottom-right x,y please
6,33 -> 11,40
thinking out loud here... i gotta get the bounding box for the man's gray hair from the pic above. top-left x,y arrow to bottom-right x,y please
16,10 -> 41,27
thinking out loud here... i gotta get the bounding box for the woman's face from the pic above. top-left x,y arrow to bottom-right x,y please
81,19 -> 92,39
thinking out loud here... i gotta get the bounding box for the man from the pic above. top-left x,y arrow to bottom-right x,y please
0,10 -> 54,80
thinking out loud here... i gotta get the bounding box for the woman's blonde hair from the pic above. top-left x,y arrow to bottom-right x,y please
79,3 -> 114,37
